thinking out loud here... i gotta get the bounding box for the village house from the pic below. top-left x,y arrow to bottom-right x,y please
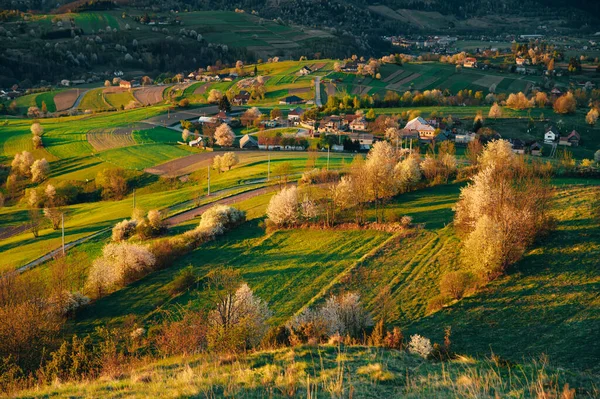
348,115 -> 368,132
119,80 -> 139,89
298,66 -> 312,76
342,61 -> 359,72
279,95 -> 305,105
239,134 -> 259,149
454,132 -> 477,144
347,132 -> 374,150
318,115 -> 343,134
261,119 -> 279,128
559,130 -> 580,147
550,87 -> 562,97
463,57 -> 478,68
287,108 -> 305,126
232,90 -> 250,105
529,141 -> 543,156
188,137 -> 203,147
511,138 -> 526,154
404,116 -> 436,141
544,126 -> 559,143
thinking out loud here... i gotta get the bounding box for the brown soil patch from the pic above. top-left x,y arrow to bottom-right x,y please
54,89 -> 81,111
134,86 -> 168,105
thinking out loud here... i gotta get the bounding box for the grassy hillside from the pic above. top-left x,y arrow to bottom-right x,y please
409,185 -> 600,374
13,345 -> 598,399
58,181 -> 600,377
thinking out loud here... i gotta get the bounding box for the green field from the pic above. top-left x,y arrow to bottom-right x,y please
78,88 -> 115,112
96,144 -> 196,170
104,90 -> 139,109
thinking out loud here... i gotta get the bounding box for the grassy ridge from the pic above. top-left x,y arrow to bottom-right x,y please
409,185 -> 600,374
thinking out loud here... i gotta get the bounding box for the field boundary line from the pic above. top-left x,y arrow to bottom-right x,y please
291,230 -> 403,318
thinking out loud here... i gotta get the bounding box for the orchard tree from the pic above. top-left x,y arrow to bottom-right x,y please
266,186 -> 299,226
488,102 -> 502,119
182,128 -> 190,142
31,159 -> 49,183
586,108 -> 599,126
535,91 -> 548,108
207,89 -> 223,103
553,92 -> 577,114
220,152 -> 239,171
214,124 -> 235,147
12,151 -> 34,176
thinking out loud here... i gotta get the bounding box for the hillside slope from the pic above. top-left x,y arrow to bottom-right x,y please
409,185 -> 600,374
12,345 -> 598,398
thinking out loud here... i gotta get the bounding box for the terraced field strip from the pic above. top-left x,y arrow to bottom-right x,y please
309,62 -> 327,71
382,68 -> 405,83
134,85 -> 168,105
293,230 -> 401,318
54,89 -> 82,111
87,127 -> 140,151
473,75 -> 504,88
387,73 -> 421,90
351,85 -> 372,95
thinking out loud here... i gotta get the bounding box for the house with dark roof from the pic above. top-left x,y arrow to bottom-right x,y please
240,134 -> 259,149
529,141 -> 543,156
287,107 -> 305,126
511,138 -> 525,154
233,91 -> 250,105
279,95 -> 305,105
298,66 -> 312,76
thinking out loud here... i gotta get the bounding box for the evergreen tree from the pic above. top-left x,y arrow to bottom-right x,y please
218,95 -> 231,113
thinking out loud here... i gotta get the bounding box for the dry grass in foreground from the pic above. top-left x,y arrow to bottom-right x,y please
14,345 -> 598,398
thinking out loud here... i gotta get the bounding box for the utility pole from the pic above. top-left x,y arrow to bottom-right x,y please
61,213 -> 65,256
207,165 -> 211,196
327,147 -> 330,170
267,152 -> 271,181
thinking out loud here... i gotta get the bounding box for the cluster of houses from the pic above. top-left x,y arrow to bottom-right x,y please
544,126 -> 581,147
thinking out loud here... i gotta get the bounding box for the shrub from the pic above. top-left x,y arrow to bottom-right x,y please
153,310 -> 207,356
440,271 -> 474,300
384,327 -> 404,350
167,266 -> 197,295
47,291 -> 90,316
197,205 -> 246,236
288,292 -> 372,342
111,219 -> 138,242
300,168 -> 340,185
207,283 -> 272,352
86,242 -> 155,296
408,334 -> 433,359
426,294 -> 449,313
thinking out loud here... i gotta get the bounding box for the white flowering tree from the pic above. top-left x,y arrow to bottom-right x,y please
207,89 -> 223,103
86,242 -> 155,296
214,124 -> 235,147
31,158 -> 49,183
266,186 -> 299,227
11,151 -> 34,176
408,334 -> 432,359
206,269 -> 272,351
